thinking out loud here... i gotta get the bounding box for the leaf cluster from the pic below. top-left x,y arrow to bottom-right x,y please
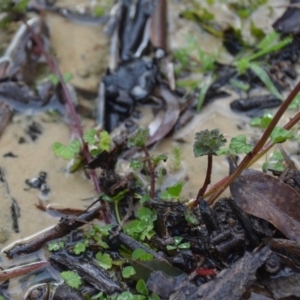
124,207 -> 157,241
166,236 -> 190,251
160,182 -> 183,201
128,128 -> 149,148
193,129 -> 226,157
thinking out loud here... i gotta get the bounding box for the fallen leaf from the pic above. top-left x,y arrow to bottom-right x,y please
230,169 -> 300,242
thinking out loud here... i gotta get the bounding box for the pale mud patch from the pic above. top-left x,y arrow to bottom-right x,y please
0,114 -> 97,248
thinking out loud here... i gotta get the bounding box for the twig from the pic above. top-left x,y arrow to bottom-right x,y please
143,146 -> 156,198
5,205 -> 103,258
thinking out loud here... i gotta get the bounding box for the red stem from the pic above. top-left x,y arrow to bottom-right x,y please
196,154 -> 213,201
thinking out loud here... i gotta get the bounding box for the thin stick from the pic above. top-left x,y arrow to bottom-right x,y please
143,146 -> 156,199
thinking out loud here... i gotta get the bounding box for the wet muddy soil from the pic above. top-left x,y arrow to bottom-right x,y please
0,0 -> 293,250
1,1 -> 300,299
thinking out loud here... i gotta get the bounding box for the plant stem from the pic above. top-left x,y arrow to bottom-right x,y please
206,79 -> 300,205
196,154 -> 212,201
142,146 -> 155,199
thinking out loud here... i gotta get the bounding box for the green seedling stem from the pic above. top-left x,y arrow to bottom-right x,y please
206,79 -> 300,205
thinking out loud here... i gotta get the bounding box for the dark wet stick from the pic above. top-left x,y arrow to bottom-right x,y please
5,205 -> 102,258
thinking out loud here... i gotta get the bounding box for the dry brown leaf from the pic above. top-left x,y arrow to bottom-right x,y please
230,169 -> 300,242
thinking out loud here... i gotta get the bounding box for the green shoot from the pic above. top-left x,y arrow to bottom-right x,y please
84,224 -> 113,249
194,129 -> 226,200
95,252 -> 113,270
248,63 -> 283,100
128,128 -> 156,198
250,20 -> 265,39
46,72 -> 73,85
160,182 -> 183,201
228,0 -> 267,18
170,146 -> 182,172
61,271 -> 82,289
229,135 -> 253,154
250,113 -> 273,129
73,242 -> 87,255
166,236 -> 190,251
229,78 -> 250,91
270,127 -> 295,143
136,279 -> 149,296
124,207 -> 157,241
102,190 -> 128,224
122,266 -> 136,278
48,241 -> 65,252
262,151 -> 285,173
128,128 -> 149,148
132,248 -> 154,261
52,139 -> 81,160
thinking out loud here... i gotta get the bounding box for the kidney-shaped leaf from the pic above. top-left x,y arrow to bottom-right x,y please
230,169 -> 300,242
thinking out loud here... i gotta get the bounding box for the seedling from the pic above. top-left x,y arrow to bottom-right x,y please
96,252 -> 113,270
132,248 -> 154,261
102,190 -> 129,224
124,207 -> 157,241
160,182 -> 183,201
48,241 -> 65,252
166,236 -> 190,251
61,271 -> 82,289
193,129 -> 226,200
128,128 -> 156,198
73,241 -> 87,255
122,266 -> 136,278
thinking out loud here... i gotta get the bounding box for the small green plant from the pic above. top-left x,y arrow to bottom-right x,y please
48,240 -> 65,252
262,151 -> 285,173
61,271 -> 82,289
170,146 -> 182,172
102,190 -> 129,224
160,182 -> 183,201
73,241 -> 87,255
124,207 -> 157,241
166,236 -> 190,251
233,31 -> 292,99
193,129 -> 226,200
96,252 -> 113,270
52,139 -> 81,160
128,128 -> 158,199
84,224 -> 113,249
122,266 -> 136,278
250,113 -> 273,129
84,129 -> 112,156
132,248 -> 154,261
